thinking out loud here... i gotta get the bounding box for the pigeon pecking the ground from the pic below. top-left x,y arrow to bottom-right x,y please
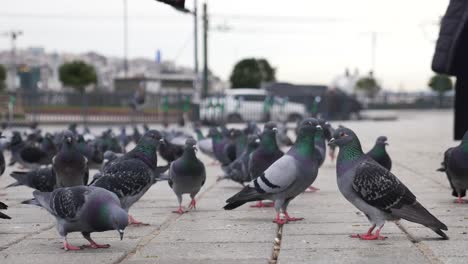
224,119 -> 321,224
437,130 -> 468,203
8,166 -> 56,192
91,130 -> 165,225
26,186 -> 128,251
53,130 -> 89,188
0,201 -> 11,219
218,135 -> 260,185
168,138 -> 206,214
367,136 -> 392,171
248,122 -> 284,208
329,126 -> 448,240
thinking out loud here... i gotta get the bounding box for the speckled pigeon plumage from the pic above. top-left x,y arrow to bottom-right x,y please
91,130 -> 164,225
8,166 -> 56,192
224,119 -> 320,224
366,136 -> 392,171
330,126 -> 448,240
438,130 -> 468,203
53,131 -> 89,188
28,186 -> 128,250
168,138 -> 206,214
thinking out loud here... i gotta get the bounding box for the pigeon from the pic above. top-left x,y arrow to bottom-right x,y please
8,167 -> 56,192
168,138 -> 206,214
195,128 -> 217,163
276,121 -> 293,147
132,126 -> 142,144
212,128 -> 236,166
218,135 -> 260,185
305,118 -> 329,193
366,136 -> 392,171
158,138 -> 184,164
76,135 -> 103,169
437,130 -> 468,203
329,126 -> 448,240
53,130 -> 89,188
117,126 -> 131,151
91,130 -> 164,225
224,119 -> 321,224
0,201 -> 11,219
26,186 -> 128,250
0,132 -> 5,176
248,122 -> 284,208
9,131 -> 53,169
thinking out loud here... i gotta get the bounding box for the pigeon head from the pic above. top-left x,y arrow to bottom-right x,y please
375,136 -> 388,146
141,130 -> 163,144
109,205 -> 128,240
10,131 -> 23,145
184,137 -> 198,151
247,135 -> 260,149
328,127 -> 357,147
264,122 -> 278,133
298,118 -> 319,135
62,130 -> 75,145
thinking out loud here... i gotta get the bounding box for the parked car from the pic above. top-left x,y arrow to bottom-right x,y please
200,89 -> 307,123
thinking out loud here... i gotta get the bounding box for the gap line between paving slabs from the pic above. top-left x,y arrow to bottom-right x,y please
396,222 -> 443,264
114,180 -> 219,264
0,223 -> 55,252
269,223 -> 283,264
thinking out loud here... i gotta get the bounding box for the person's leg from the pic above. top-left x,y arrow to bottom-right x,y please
454,75 -> 468,140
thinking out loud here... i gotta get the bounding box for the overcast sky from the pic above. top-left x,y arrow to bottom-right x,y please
0,0 -> 449,91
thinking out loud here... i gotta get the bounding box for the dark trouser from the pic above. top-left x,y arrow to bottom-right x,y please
455,74 -> 468,140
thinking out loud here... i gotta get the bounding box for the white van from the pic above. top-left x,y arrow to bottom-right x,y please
200,89 -> 307,123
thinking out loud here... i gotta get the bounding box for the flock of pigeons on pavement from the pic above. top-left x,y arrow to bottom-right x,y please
0,117 -> 467,251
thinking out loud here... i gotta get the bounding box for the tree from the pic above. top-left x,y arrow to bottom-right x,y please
59,61 -> 97,93
229,58 -> 276,88
0,64 -> 6,91
428,74 -> 453,108
59,61 -> 97,125
355,72 -> 381,98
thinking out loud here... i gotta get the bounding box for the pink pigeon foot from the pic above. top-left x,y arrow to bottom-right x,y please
454,197 -> 466,204
351,225 -> 376,239
284,212 -> 304,222
272,213 -> 287,225
128,214 -> 148,225
172,206 -> 186,214
305,186 -> 320,193
63,241 -> 81,251
188,199 -> 197,210
250,201 -> 274,208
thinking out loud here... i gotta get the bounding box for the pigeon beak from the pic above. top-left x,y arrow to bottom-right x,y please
118,229 -> 124,240
255,138 -> 260,143
272,127 -> 278,132
316,125 -> 322,130
66,137 -> 72,143
328,138 -> 336,147
159,139 -> 165,144
385,142 -> 389,146
193,146 -> 198,152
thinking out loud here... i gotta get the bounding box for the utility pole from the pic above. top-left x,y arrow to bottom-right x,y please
202,2 -> 208,98
192,0 -> 200,120
1,30 -> 22,90
371,31 -> 377,74
123,0 -> 129,77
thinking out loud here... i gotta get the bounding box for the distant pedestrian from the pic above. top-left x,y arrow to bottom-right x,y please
432,0 -> 468,140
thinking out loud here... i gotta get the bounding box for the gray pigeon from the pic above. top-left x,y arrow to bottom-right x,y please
168,138 -> 206,214
196,128 -> 216,163
92,130 -> 164,225
8,166 -> 56,192
28,186 -> 128,250
218,135 -> 260,185
0,201 -> 11,219
224,119 -> 320,224
367,136 -> 392,171
53,130 -> 89,188
437,130 -> 468,203
329,126 -> 448,240
248,122 -> 284,208
305,118 -> 329,192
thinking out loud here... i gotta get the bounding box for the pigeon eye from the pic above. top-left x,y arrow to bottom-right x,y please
339,132 -> 347,137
